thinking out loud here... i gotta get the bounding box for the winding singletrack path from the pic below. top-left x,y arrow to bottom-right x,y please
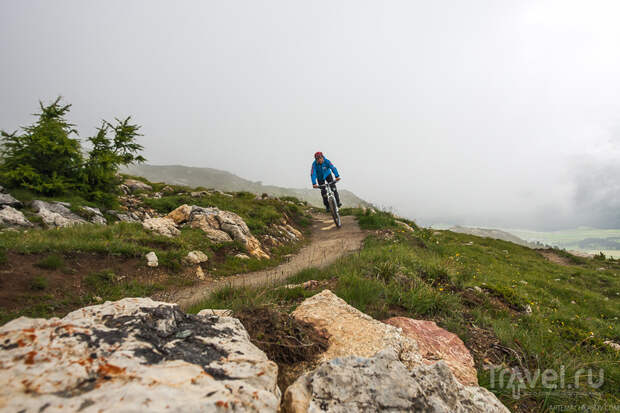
159,213 -> 367,310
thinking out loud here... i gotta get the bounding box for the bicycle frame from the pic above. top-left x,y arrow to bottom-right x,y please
316,180 -> 341,228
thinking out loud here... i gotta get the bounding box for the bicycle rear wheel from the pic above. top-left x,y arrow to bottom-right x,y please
329,197 -> 341,228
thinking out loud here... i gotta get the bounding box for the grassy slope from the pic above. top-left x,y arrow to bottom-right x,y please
0,177 -> 312,324
190,210 -> 620,412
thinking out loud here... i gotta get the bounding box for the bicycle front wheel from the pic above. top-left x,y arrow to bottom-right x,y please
329,197 -> 341,228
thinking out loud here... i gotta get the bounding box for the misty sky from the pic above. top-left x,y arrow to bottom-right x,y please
1,1 -> 619,230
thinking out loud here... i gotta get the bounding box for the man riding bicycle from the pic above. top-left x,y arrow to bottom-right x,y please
311,151 -> 342,212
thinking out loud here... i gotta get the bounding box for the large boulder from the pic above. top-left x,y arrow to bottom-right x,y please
215,210 -> 269,259
384,317 -> 478,386
123,179 -> 153,192
187,206 -> 269,258
0,205 -> 32,227
31,200 -> 88,228
142,217 -> 180,237
290,290 -> 422,369
0,298 -> 281,412
189,214 -> 233,243
284,348 -> 509,413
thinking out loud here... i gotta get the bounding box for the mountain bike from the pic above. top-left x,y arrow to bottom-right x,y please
316,181 -> 342,228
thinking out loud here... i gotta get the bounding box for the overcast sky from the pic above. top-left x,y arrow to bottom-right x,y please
1,1 -> 619,230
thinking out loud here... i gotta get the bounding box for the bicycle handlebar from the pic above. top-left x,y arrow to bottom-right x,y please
315,180 -> 341,188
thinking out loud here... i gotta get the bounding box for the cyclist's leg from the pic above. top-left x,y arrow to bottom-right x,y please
318,176 -> 329,210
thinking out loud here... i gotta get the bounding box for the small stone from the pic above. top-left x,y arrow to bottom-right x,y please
519,280 -> 528,285
571,300 -> 576,304
604,341 -> 620,352
235,253 -> 250,260
473,286 -> 483,293
524,304 -> 532,315
146,251 -> 158,267
185,250 -> 209,265
196,266 -> 205,280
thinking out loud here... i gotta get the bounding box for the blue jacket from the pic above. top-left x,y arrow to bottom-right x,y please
311,158 -> 339,185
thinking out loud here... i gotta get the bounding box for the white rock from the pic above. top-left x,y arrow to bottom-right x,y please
0,205 -> 32,227
146,251 -> 158,267
284,348 -> 509,413
31,200 -> 88,228
185,250 -> 209,265
80,206 -> 107,225
235,253 -> 250,260
604,340 -> 620,352
0,192 -> 22,208
0,298 -> 280,412
142,217 -> 180,237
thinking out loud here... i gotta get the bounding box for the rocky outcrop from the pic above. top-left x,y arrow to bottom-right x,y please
123,178 -> 153,192
0,298 -> 281,412
0,205 -> 32,227
31,200 -> 88,228
284,348 -> 509,413
291,290 -> 422,369
384,317 -> 478,386
167,204 -> 270,259
142,217 -> 180,237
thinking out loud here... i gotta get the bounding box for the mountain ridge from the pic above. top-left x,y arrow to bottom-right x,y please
121,164 -> 372,208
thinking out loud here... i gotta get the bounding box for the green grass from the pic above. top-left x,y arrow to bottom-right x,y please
190,219 -> 620,411
34,254 -> 65,270
29,275 -> 49,291
84,269 -> 161,301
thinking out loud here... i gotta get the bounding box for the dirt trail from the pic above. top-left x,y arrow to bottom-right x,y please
160,214 -> 367,310
538,250 -> 573,266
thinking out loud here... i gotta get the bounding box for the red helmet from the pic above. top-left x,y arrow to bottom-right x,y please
314,151 -> 323,159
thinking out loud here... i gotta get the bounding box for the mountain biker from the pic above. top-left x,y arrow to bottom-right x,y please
311,151 -> 342,212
